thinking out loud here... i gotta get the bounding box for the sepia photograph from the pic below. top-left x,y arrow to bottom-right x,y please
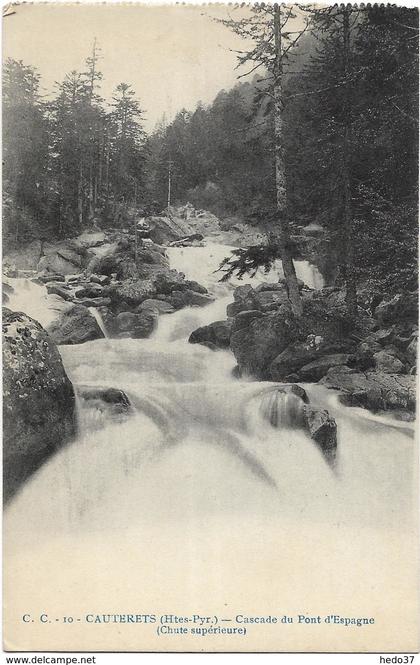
2,1 -> 419,654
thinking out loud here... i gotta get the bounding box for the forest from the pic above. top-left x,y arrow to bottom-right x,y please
3,5 -> 418,296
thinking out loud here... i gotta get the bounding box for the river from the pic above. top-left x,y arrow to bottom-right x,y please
3,243 -> 418,652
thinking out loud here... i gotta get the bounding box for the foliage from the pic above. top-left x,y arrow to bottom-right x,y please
3,46 -> 147,248
217,241 -> 281,282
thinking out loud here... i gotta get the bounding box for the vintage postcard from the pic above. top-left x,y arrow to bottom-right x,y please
2,1 -> 419,654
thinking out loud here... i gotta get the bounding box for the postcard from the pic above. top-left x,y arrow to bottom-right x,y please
2,2 -> 419,653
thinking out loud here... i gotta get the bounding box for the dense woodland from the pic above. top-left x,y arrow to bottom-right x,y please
3,5 -> 418,296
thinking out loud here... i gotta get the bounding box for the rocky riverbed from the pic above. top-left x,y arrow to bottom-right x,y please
2,206 -> 417,502
188,278 -> 417,421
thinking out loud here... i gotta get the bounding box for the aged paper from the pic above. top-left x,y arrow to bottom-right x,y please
2,1 -> 419,654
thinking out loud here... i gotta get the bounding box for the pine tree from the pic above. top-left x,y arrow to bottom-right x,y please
217,3 -> 309,315
3,59 -> 49,244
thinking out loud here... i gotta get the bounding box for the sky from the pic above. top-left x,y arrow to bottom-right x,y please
3,3 -> 260,131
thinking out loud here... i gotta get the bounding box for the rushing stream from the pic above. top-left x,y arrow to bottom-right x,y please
4,243 -> 418,652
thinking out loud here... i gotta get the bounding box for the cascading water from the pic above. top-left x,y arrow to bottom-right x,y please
88,306 -> 109,338
4,243 -> 417,652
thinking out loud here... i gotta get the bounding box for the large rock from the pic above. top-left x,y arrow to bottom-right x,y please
36,273 -> 66,284
303,406 -> 337,465
230,292 -> 353,380
231,309 -> 264,332
153,272 -> 208,297
90,273 -> 111,286
38,241 -> 90,275
297,353 -> 355,382
180,289 -> 214,307
46,283 -> 73,301
87,239 -> 169,280
76,297 -> 112,308
270,343 -> 319,381
46,304 -> 104,345
108,279 -> 156,307
137,298 -> 174,314
321,365 -> 416,415
259,385 -> 336,465
115,310 -> 157,339
373,350 -> 404,374
74,284 -> 104,299
3,309 -> 76,502
78,386 -> 131,422
230,304 -> 298,379
147,208 -> 221,245
226,284 -> 261,317
189,319 -> 233,350
254,289 -> 290,312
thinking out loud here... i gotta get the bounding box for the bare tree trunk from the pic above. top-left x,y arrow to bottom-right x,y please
98,132 -> 103,195
105,128 -> 110,201
342,8 -> 357,317
273,6 -> 303,317
88,164 -> 94,219
78,161 -> 83,227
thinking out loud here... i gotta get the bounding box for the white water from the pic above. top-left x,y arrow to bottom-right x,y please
4,243 -> 418,652
88,306 -> 109,338
5,277 -> 68,327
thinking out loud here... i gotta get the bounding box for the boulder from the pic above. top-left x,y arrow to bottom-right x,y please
90,274 -> 111,286
230,304 -> 298,379
181,289 -> 215,307
108,279 -> 156,307
115,311 -> 139,332
76,297 -> 112,308
115,310 -> 157,339
231,309 -> 264,332
46,283 -> 73,301
152,273 -> 208,297
132,310 -> 158,339
297,353 -> 355,382
36,273 -> 66,284
38,241 -> 89,275
303,405 -> 337,465
226,284 -> 260,317
321,365 -> 416,415
3,309 -> 76,502
46,304 -> 104,345
87,239 -> 168,280
184,280 -> 208,295
259,385 -> 336,464
74,284 -> 104,299
137,299 -> 174,314
370,328 -> 396,346
189,319 -> 233,350
372,350 -> 405,374
270,343 -> 318,381
169,289 -> 214,309
254,290 -> 289,312
78,386 -> 131,417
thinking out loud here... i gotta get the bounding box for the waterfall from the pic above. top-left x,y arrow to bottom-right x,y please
3,241 -> 416,651
259,388 -> 305,429
4,277 -> 58,327
88,306 -> 109,338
